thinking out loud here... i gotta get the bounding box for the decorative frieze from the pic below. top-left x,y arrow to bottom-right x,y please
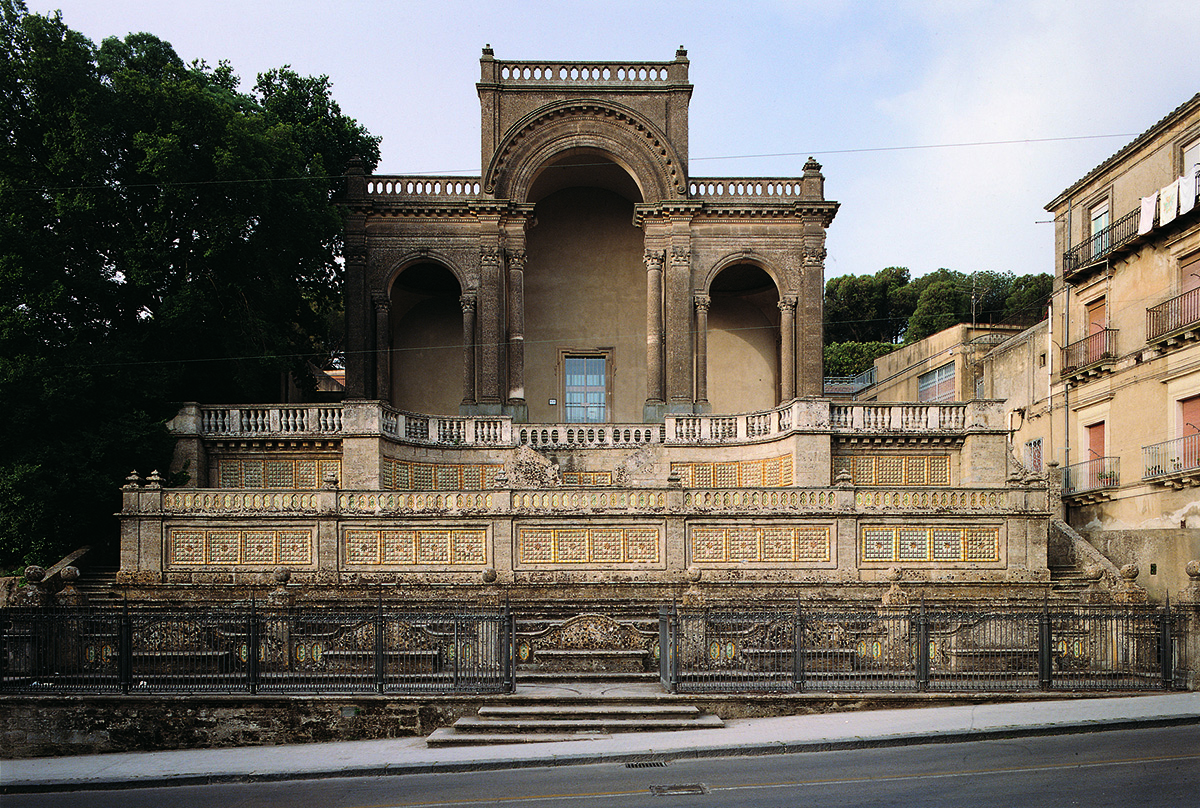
560,470 -> 614,486
859,525 -> 1000,564
339,492 -> 494,513
689,524 -> 832,565
683,489 -> 834,511
381,458 -> 502,491
855,489 -> 1005,510
834,454 -> 949,486
513,490 -> 666,511
218,458 -> 340,489
168,528 -> 313,566
343,528 -> 488,566
670,456 -> 793,487
517,526 -> 661,565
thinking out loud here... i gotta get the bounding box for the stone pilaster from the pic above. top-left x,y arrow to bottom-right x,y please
665,245 -> 693,412
372,292 -> 391,404
477,244 -> 503,412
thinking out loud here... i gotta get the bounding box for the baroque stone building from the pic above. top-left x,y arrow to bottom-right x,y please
118,52 -> 1051,614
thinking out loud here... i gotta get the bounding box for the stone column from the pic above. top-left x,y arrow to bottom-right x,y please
373,292 -> 391,404
665,246 -> 694,412
644,249 -> 665,417
460,293 -> 477,409
478,245 -> 503,412
779,295 -> 796,402
506,248 -> 527,412
694,294 -> 710,406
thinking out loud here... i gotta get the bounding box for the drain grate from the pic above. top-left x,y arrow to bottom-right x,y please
625,760 -> 667,769
650,784 -> 708,796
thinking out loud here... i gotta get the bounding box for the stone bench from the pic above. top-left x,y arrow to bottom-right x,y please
533,648 -> 647,673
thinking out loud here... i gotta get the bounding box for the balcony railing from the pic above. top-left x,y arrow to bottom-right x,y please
688,178 -> 809,202
1064,208 -> 1140,275
1142,433 -> 1200,480
1147,287 -> 1200,342
1062,457 -> 1120,495
1061,329 -> 1118,376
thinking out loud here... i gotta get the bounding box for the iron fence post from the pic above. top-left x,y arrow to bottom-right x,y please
374,595 -> 385,694
247,600 -> 259,694
1160,599 -> 1174,691
1039,601 -> 1053,690
504,606 -> 515,692
916,603 -> 930,692
793,604 -> 806,692
119,601 -> 132,694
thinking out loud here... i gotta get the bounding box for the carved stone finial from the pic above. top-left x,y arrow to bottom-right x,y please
322,470 -> 339,490
881,566 -> 908,606
834,468 -> 853,488
1185,560 -> 1200,602
56,566 -> 86,606
124,471 -> 143,490
685,565 -> 702,583
146,470 -> 163,489
481,567 -> 498,584
1114,563 -> 1148,604
14,565 -> 49,607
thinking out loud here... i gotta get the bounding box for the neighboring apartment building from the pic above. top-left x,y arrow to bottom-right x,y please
991,93 -> 1200,601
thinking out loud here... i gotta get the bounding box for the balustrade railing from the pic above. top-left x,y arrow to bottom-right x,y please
191,402 -> 992,446
1061,329 -> 1118,376
364,176 -> 481,200
1147,286 -> 1200,342
1064,208 -> 1140,274
492,60 -> 678,85
1143,433 -> 1200,480
689,177 -> 808,201
1062,456 -> 1120,495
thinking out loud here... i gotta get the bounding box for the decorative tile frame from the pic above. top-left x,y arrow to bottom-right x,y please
858,524 -> 1002,565
670,455 -> 794,488
341,527 -> 489,567
167,528 -> 313,567
515,524 -> 663,568
833,454 -> 950,486
688,524 -> 834,567
381,459 -> 502,491
217,458 -> 341,489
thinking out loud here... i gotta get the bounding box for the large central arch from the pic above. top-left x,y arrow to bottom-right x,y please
484,100 -> 686,204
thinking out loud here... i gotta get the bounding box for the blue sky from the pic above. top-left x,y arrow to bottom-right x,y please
28,0 -> 1200,281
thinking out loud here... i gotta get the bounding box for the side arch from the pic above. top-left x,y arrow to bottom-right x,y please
485,100 -> 686,204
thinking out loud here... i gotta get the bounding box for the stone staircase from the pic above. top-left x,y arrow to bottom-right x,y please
426,690 -> 724,746
76,565 -> 122,604
1048,564 -> 1094,597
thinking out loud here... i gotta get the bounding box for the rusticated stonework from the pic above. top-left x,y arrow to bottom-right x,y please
381,459 -> 502,491
834,454 -> 949,486
169,528 -> 313,566
859,525 -> 1000,564
670,456 -> 794,488
517,526 -> 661,565
342,528 -> 488,566
218,458 -> 341,489
689,525 -> 832,565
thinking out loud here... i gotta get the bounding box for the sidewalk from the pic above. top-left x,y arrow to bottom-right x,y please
4,692 -> 1199,793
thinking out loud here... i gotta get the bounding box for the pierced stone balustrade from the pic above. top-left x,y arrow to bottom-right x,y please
688,177 -> 808,201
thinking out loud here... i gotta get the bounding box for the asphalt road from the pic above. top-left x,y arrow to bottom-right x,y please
7,724 -> 1199,808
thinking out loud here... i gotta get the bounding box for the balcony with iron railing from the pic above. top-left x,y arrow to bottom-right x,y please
1060,329 -> 1118,379
1147,286 -> 1200,344
1142,433 -> 1200,486
1062,456 -> 1120,497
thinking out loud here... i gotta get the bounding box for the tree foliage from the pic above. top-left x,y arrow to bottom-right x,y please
0,1 -> 380,567
824,266 -> 1052,346
823,342 -> 898,377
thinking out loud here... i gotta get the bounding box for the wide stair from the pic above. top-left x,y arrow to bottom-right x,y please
1049,564 -> 1093,597
75,565 -> 122,604
427,696 -> 724,746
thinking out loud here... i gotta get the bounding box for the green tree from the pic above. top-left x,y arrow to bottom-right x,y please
823,342 -> 898,377
823,266 -> 913,344
0,1 -> 379,567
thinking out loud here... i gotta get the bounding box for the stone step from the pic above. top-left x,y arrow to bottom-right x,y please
478,704 -> 701,720
445,713 -> 724,735
426,728 -> 609,746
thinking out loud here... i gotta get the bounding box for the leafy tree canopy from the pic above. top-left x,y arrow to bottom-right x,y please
823,342 -> 898,377
0,0 -> 380,568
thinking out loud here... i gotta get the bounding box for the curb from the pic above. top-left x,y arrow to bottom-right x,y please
5,712 -> 1199,795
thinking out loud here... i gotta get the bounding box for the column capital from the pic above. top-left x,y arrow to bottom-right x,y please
480,245 -> 502,267
371,291 -> 390,310
801,244 -> 827,266
506,248 -> 527,269
778,296 -> 798,312
670,246 -> 691,265
643,249 -> 665,271
693,294 -> 710,312
460,293 -> 477,313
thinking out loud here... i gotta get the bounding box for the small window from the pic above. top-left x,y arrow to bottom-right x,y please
918,362 -> 955,403
1184,139 -> 1200,175
1024,438 -> 1044,474
563,354 -> 608,423
1038,352 -> 1047,368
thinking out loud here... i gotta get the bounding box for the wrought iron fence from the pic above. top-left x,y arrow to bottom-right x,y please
0,605 -> 514,695
660,604 -> 1187,694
